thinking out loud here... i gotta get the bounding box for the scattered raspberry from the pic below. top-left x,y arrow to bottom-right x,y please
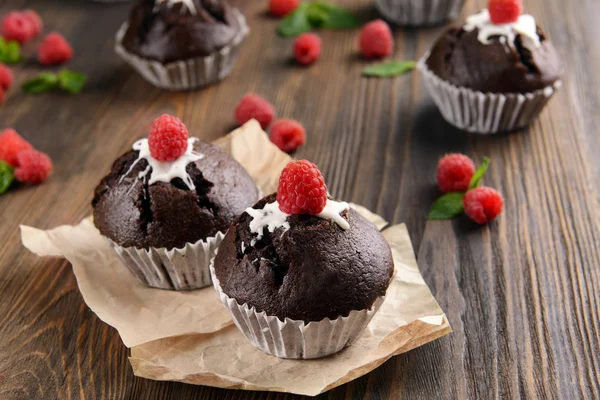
0,129 -> 33,167
1,11 -> 34,44
463,187 -> 504,224
488,0 -> 522,24
14,149 -> 53,184
148,114 -> 189,162
269,0 -> 300,17
277,160 -> 328,215
38,33 -> 73,66
293,33 -> 322,66
269,119 -> 306,153
234,93 -> 275,129
359,19 -> 394,59
0,63 -> 14,91
436,153 -> 476,193
23,10 -> 43,37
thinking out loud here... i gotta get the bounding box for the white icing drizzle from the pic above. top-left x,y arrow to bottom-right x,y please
120,137 -> 204,190
154,0 -> 197,15
244,199 -> 351,247
464,9 -> 540,48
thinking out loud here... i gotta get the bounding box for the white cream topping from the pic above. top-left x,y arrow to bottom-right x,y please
245,199 -> 350,246
121,137 -> 204,190
154,0 -> 197,15
464,9 -> 540,48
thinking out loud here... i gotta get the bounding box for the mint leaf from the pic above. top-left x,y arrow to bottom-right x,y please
22,72 -> 60,94
428,192 -> 465,220
3,40 -> 22,64
278,3 -> 312,37
58,70 -> 87,94
468,156 -> 491,190
311,2 -> 360,29
363,61 -> 416,77
306,3 -> 329,26
0,161 -> 14,195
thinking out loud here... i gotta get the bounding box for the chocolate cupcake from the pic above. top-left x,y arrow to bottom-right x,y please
114,0 -> 249,90
375,0 -> 465,26
93,114 -> 260,290
418,4 -> 562,134
211,161 -> 394,359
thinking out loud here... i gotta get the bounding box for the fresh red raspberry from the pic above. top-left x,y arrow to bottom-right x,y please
0,63 -> 14,91
269,119 -> 306,153
293,33 -> 321,66
23,10 -> 43,37
148,114 -> 189,162
269,0 -> 300,17
0,129 -> 33,167
1,12 -> 34,44
234,93 -> 275,129
436,153 -> 476,193
488,0 -> 522,24
359,19 -> 394,59
38,33 -> 73,66
463,186 -> 504,224
277,160 -> 328,215
14,149 -> 53,184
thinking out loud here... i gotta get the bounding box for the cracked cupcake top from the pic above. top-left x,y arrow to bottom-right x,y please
92,140 -> 260,250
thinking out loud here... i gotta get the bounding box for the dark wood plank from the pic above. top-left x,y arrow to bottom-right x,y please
0,0 -> 598,399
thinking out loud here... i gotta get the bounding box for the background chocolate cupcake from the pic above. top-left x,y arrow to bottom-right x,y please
93,114 -> 260,290
115,0 -> 249,90
375,0 -> 465,27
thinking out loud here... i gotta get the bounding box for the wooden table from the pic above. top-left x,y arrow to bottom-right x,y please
1,0 -> 599,398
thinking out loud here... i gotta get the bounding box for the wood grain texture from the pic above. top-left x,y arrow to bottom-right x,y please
0,0 -> 598,399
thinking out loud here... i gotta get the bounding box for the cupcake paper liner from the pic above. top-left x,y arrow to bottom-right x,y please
210,259 -> 386,359
114,9 -> 249,91
418,53 -> 562,134
375,0 -> 465,26
108,232 -> 225,291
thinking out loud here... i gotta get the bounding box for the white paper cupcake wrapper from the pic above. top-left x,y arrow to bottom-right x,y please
375,0 -> 464,26
107,232 -> 225,290
418,53 -> 562,134
114,9 -> 249,91
210,260 -> 385,359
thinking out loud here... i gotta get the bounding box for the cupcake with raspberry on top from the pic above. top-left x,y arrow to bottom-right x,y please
418,0 -> 562,133
211,160 -> 394,359
92,114 -> 260,290
115,0 -> 249,90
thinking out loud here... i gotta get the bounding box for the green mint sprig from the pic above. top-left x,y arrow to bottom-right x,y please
22,70 -> 87,95
0,38 -> 22,64
278,1 -> 360,37
0,161 -> 15,195
428,157 -> 491,220
362,61 -> 416,78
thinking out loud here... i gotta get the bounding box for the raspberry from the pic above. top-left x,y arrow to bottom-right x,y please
488,0 -> 522,24
293,33 -> 321,66
269,0 -> 300,17
23,10 -> 43,37
436,153 -> 476,193
359,19 -> 394,59
38,33 -> 73,66
0,63 -> 14,91
277,160 -> 328,215
463,186 -> 504,224
1,12 -> 34,44
148,114 -> 189,162
14,149 -> 53,184
0,129 -> 33,167
234,93 -> 275,129
269,119 -> 306,153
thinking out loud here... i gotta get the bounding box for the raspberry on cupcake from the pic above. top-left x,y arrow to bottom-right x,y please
211,160 -> 394,358
92,114 -> 260,290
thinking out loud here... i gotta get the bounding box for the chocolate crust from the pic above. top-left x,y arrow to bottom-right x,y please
121,0 -> 242,63
213,194 -> 395,323
426,25 -> 562,93
92,141 -> 259,250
